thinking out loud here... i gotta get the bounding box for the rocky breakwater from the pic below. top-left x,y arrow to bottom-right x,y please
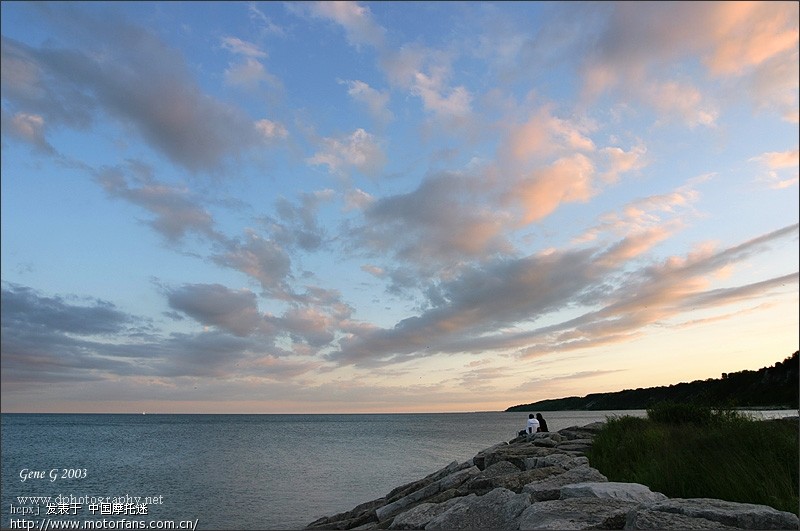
306,421 -> 799,530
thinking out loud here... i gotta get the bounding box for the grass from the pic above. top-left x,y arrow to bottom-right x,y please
587,402 -> 799,515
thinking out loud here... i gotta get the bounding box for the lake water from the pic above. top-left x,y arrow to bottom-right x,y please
2,410 -> 795,530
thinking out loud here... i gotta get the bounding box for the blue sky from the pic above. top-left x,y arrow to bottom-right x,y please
1,1 -> 798,413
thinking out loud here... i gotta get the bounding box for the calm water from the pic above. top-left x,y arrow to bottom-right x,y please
2,410 -> 795,530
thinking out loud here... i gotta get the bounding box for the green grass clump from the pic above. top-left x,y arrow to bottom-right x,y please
587,403 -> 799,514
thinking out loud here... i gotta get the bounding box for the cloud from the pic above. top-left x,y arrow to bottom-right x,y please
343,79 -> 393,124
361,265 -> 386,278
276,306 -> 339,348
330,246 -> 604,365
211,230 -> 293,297
644,81 -> 718,127
92,161 -> 315,295
411,71 -> 472,118
508,154 -> 596,225
504,105 -> 596,163
166,284 -> 270,337
579,2 -> 798,123
302,1 -> 386,49
599,144 -> 647,184
308,128 -> 386,177
575,187 -> 699,244
754,149 -> 800,169
702,2 -> 798,76
267,190 -> 334,251
2,282 -> 140,336
1,11 -> 267,173
343,188 -> 374,211
378,43 -> 477,131
255,118 -> 289,141
0,282 -> 322,387
92,161 -> 336,300
329,223 -> 799,367
750,148 -> 800,189
95,162 -> 221,244
247,2 -> 286,38
221,36 -> 282,94
221,36 -> 268,58
357,171 -> 512,267
0,109 -> 55,154
0,282 -> 156,384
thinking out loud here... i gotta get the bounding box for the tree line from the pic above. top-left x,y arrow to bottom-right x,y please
507,351 -> 799,412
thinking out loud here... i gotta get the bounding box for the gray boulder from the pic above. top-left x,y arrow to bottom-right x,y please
558,422 -> 604,440
385,460 -> 470,503
482,444 -> 558,470
527,432 -> 564,447
560,481 -> 668,503
518,497 -> 638,530
525,453 -> 589,471
523,465 -> 608,501
375,466 -> 480,521
625,508 -> 739,529
306,497 -> 384,529
425,487 -> 530,530
464,466 -> 565,495
388,497 -> 470,530
472,442 -> 508,469
554,438 -> 594,454
635,498 -> 800,530
480,460 -> 522,477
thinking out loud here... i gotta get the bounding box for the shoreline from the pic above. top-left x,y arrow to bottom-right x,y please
306,420 -> 799,530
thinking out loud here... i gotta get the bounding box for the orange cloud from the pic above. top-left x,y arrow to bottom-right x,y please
511,154 -> 595,224
506,106 -> 595,162
705,2 -> 799,75
760,149 -> 800,169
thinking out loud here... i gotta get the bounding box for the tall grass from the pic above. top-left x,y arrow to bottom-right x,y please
587,403 -> 799,514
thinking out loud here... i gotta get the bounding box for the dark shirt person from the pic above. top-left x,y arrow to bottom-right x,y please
536,413 -> 549,432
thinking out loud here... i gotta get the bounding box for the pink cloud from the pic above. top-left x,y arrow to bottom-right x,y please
704,2 -> 798,75
510,154 -> 595,224
506,106 -> 595,162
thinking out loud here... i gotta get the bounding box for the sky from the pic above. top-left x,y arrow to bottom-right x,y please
1,1 -> 798,414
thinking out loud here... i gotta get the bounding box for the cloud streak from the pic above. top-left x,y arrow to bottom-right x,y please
330,223 -> 799,366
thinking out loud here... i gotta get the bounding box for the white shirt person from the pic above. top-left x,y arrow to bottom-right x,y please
526,413 -> 540,434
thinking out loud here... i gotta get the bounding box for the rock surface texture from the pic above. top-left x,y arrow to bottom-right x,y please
306,422 -> 799,530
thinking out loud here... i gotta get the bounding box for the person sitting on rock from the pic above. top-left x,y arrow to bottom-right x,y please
536,413 -> 549,432
526,413 -> 540,436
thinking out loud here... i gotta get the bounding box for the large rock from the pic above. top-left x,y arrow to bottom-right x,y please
560,481 -> 668,503
625,508 -> 739,529
384,460 -> 468,503
558,422 -> 604,440
525,453 -> 589,471
522,465 -> 608,501
508,433 -> 563,445
479,460 -> 522,477
554,439 -> 594,454
481,444 -> 558,470
424,487 -> 530,530
464,466 -> 565,495
388,497 -> 469,530
375,466 -> 480,521
518,497 -> 638,530
632,498 -> 800,530
306,497 -> 384,529
472,442 -> 508,470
